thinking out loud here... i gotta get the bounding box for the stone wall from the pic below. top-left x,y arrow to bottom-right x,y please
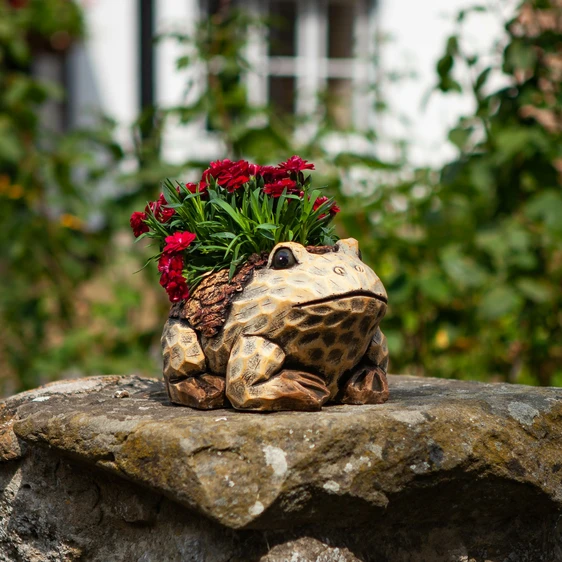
1,375 -> 561,561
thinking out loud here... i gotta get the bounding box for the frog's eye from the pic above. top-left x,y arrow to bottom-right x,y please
272,247 -> 297,269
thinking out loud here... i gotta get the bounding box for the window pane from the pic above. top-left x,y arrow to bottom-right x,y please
328,2 -> 354,59
327,78 -> 352,129
269,1 -> 296,57
269,76 -> 295,116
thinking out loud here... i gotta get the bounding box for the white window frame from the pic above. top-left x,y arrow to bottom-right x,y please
245,0 -> 377,131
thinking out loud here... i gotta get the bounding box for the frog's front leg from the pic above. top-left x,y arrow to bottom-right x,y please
338,327 -> 389,405
226,335 -> 330,411
162,318 -> 226,409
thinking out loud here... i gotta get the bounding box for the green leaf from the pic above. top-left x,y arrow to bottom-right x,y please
440,246 -> 488,289
445,36 -> 459,57
417,270 -> 452,304
474,67 -> 491,93
516,278 -> 554,304
448,127 -> 471,149
525,191 -> 562,236
478,285 -> 523,320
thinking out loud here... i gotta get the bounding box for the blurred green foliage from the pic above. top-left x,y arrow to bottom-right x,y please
1,0 -> 560,393
342,1 -> 562,385
0,0 -> 158,392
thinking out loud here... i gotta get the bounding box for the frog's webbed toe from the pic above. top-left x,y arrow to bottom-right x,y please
338,327 -> 389,405
339,365 -> 389,405
226,335 -> 330,411
162,318 -> 226,409
166,373 -> 226,409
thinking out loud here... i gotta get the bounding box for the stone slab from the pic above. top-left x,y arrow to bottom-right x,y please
3,374 -> 562,533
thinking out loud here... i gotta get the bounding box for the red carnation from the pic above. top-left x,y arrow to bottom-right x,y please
263,178 -> 299,198
158,253 -> 183,284
279,155 -> 315,173
220,160 -> 252,192
158,254 -> 190,302
146,193 -> 175,223
201,159 -> 253,192
258,165 -> 288,183
164,279 -> 190,302
163,231 -> 197,254
183,181 -> 209,198
130,211 -> 149,237
248,163 -> 261,176
313,196 -> 340,219
202,159 -> 234,183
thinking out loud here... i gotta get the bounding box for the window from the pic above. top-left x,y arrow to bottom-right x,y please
164,0 -> 377,162
244,0 -> 376,130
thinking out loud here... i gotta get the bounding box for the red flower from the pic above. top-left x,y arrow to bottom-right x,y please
163,231 -> 197,254
158,253 -> 183,284
258,165 -> 288,183
184,182 -> 200,194
313,196 -> 340,219
146,193 -> 175,223
201,159 -> 254,192
202,159 -> 234,183
220,160 -> 252,192
248,163 -> 261,176
279,155 -> 315,173
158,254 -> 189,302
182,182 -> 209,199
130,211 -> 149,237
263,178 -> 299,198
164,279 -> 190,302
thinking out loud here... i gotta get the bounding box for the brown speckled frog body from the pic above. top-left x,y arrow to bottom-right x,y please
161,238 -> 389,411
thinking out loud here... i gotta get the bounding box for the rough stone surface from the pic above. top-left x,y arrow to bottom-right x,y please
1,374 -> 562,561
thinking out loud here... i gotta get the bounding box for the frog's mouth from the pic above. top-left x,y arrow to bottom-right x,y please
294,290 -> 388,308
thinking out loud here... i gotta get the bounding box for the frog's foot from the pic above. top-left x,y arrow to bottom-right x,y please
162,318 -> 226,409
167,373 -> 226,409
226,335 -> 330,411
338,364 -> 389,405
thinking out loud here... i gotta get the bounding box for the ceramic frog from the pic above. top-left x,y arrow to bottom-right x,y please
161,238 -> 389,411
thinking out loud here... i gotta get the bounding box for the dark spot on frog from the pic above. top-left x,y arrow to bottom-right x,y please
341,317 -> 357,331
322,332 -> 336,346
552,463 -> 561,474
507,458 -> 526,477
315,306 -> 333,316
301,315 -> 323,329
328,349 -> 343,362
309,348 -> 324,362
428,444 -> 444,467
299,332 -> 321,346
288,309 -> 306,322
360,315 -> 374,332
339,330 -> 355,344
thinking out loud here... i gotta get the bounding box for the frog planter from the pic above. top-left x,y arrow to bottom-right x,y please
161,238 -> 389,411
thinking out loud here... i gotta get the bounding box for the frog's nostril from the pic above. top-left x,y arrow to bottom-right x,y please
334,266 -> 346,276
354,265 -> 364,273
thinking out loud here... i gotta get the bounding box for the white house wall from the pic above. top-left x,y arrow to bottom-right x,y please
68,0 -> 518,168
69,0 -> 139,153
376,0 -> 518,166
